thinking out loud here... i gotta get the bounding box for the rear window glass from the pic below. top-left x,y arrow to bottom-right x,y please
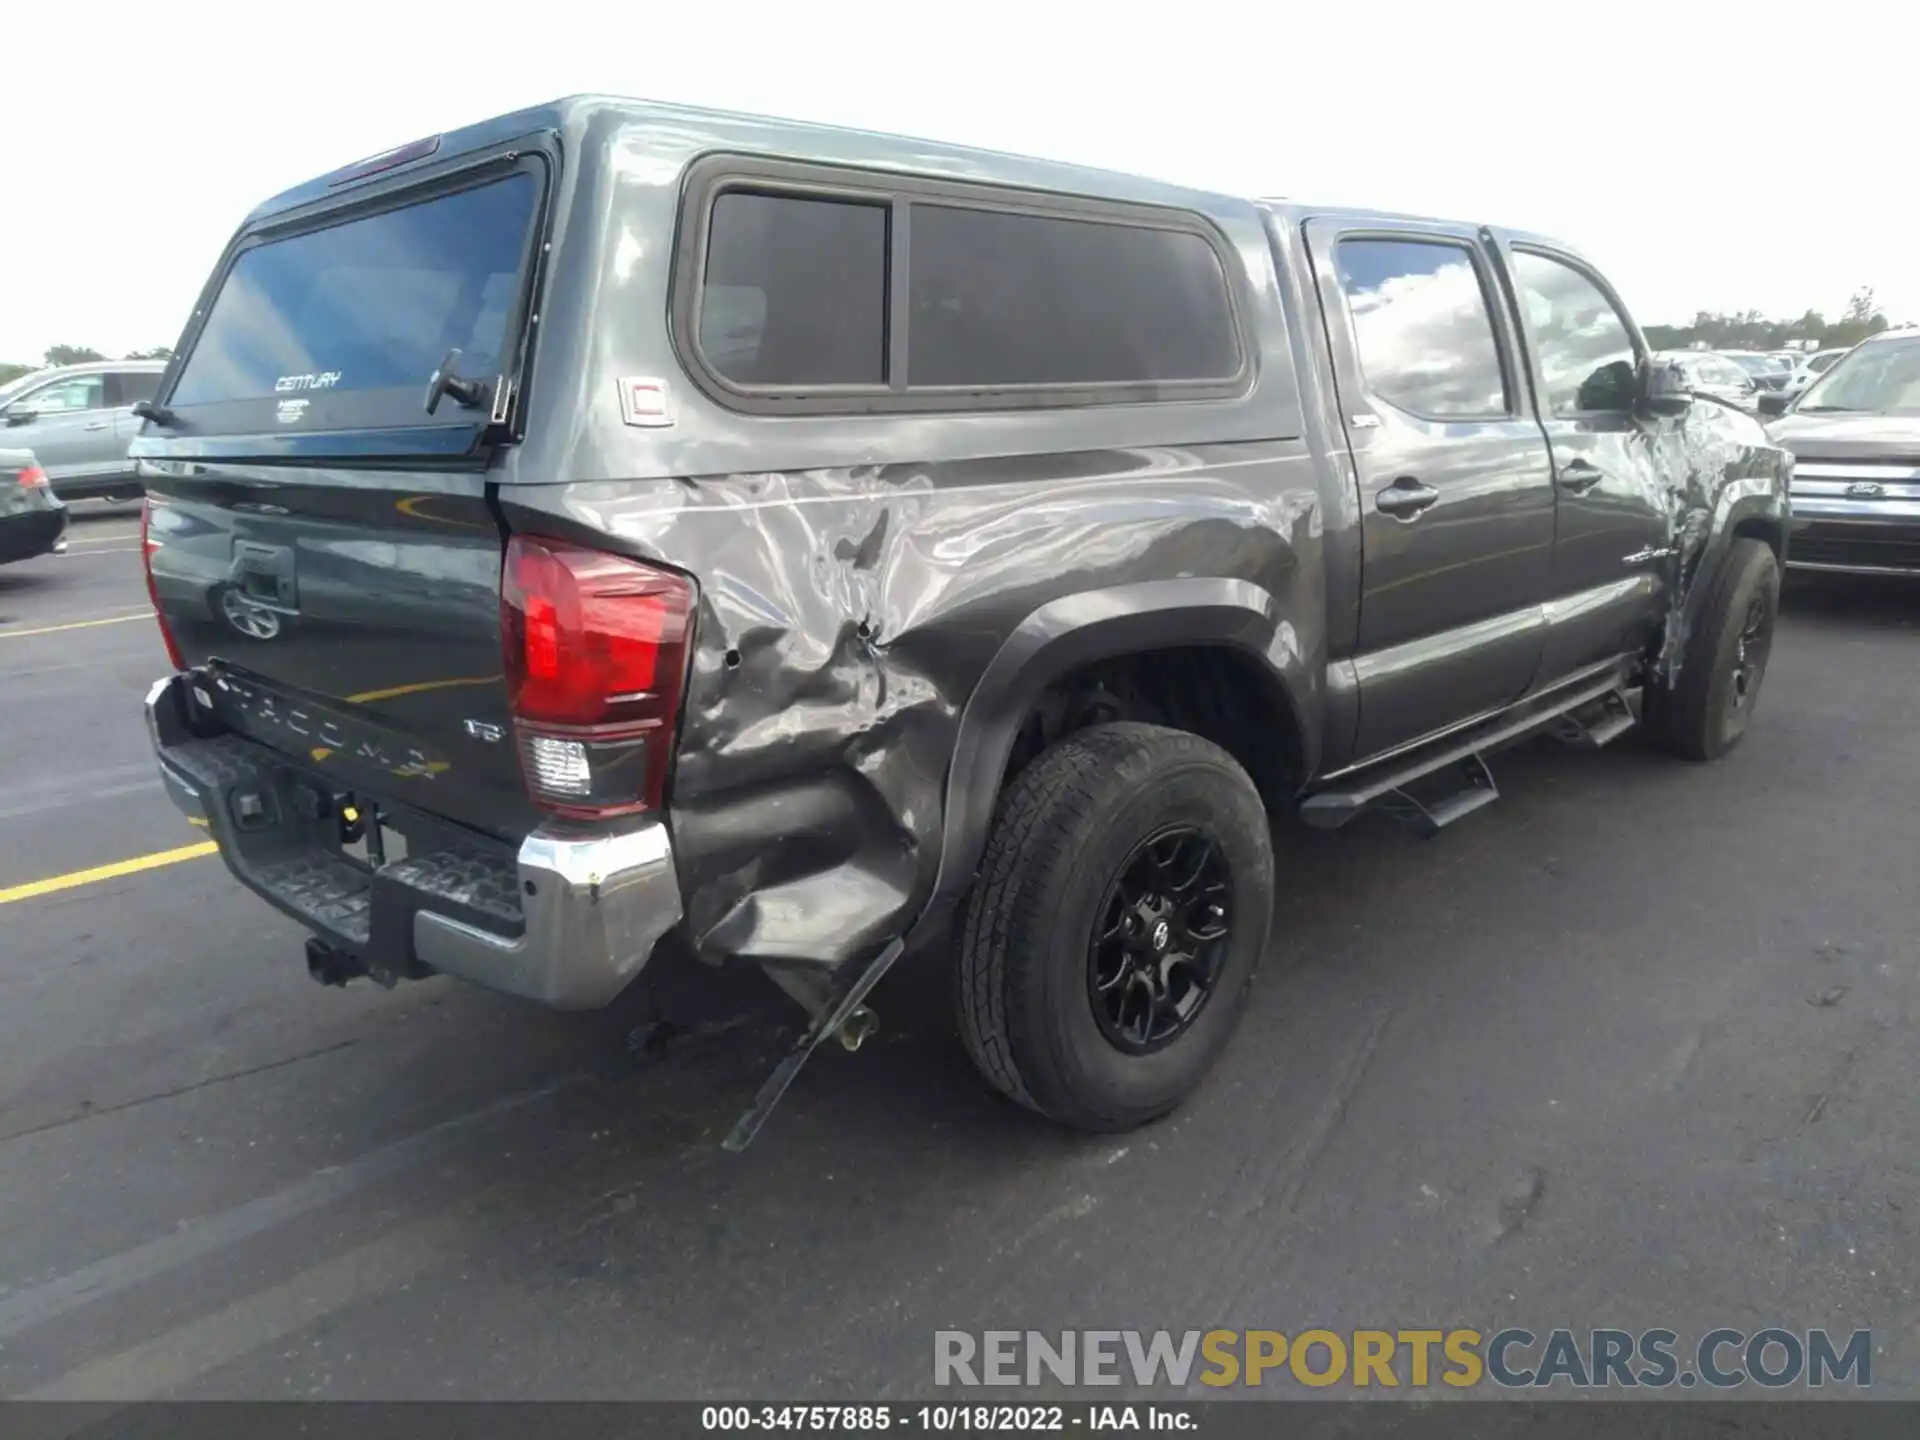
906,206 -> 1240,387
699,191 -> 889,387
171,173 -> 538,408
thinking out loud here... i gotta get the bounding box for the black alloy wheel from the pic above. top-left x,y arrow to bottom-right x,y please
1087,826 -> 1232,1054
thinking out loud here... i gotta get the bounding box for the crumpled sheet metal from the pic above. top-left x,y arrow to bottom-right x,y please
553,443 -> 1323,969
1651,399 -> 1792,682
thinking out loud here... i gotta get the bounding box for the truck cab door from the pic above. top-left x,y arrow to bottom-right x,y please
1304,218 -> 1556,762
1490,240 -> 1679,683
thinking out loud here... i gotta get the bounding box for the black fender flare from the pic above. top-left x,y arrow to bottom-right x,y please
1663,479 -> 1790,681
905,577 -> 1319,948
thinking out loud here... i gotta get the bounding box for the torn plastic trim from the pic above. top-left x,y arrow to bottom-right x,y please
723,938 -> 906,1152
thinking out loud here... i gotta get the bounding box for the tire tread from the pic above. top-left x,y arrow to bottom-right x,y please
1648,538 -> 1778,761
956,723 -> 1263,1127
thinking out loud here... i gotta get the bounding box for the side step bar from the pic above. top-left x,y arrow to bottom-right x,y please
1302,673 -> 1635,835
1548,687 -> 1636,749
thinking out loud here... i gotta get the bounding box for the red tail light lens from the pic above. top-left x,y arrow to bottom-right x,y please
17,464 -> 47,490
500,535 -> 695,817
141,500 -> 187,671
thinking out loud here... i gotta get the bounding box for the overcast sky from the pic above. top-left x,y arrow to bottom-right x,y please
6,0 -> 1909,362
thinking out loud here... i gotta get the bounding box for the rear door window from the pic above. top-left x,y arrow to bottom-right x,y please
1334,238 -> 1509,418
170,171 -> 541,418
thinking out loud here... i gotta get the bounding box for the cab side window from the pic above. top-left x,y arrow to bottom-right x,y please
1511,251 -> 1638,415
1333,238 -> 1509,419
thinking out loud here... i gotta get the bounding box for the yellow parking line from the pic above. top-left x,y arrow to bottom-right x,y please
0,842 -> 217,905
0,613 -> 151,640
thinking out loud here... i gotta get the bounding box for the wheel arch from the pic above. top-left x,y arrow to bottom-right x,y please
907,578 -> 1319,948
1659,481 -> 1789,686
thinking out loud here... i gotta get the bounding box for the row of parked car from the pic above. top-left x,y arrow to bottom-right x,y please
0,359 -> 165,563
1650,347 -> 1847,414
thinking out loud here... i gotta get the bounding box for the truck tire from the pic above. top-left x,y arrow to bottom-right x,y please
1646,537 -> 1780,761
955,722 -> 1274,1132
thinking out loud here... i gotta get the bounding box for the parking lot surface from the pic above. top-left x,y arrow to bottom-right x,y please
0,507 -> 1915,1400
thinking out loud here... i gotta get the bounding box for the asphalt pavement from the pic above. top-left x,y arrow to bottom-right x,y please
0,506 -> 1915,1401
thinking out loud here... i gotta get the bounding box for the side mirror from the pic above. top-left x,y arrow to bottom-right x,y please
1756,390 -> 1791,418
1638,359 -> 1691,418
3,407 -> 35,428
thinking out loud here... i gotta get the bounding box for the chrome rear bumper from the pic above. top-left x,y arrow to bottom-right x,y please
145,673 -> 684,1008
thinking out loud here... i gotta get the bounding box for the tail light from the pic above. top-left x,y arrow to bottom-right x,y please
500,535 -> 695,818
141,500 -> 187,671
17,464 -> 47,490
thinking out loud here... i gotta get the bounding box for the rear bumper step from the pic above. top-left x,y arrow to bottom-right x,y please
145,673 -> 684,1009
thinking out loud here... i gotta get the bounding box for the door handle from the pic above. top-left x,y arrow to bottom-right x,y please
1375,477 -> 1439,519
1558,460 -> 1604,494
83,420 -> 111,432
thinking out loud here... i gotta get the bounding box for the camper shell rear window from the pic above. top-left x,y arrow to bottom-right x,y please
163,151 -> 548,447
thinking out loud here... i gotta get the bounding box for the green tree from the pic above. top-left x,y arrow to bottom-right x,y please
1644,291 -> 1892,354
0,361 -> 33,388
43,344 -> 106,367
1826,288 -> 1891,348
125,346 -> 174,361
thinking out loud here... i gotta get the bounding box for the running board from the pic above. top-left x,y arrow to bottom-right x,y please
1301,672 -> 1629,834
1374,753 -> 1499,837
1547,687 -> 1637,749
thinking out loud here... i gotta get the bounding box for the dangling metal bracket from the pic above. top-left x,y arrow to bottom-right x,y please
721,938 -> 906,1152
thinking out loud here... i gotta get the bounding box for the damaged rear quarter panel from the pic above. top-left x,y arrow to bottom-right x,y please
493,101 -> 1335,974
503,448 -> 1326,973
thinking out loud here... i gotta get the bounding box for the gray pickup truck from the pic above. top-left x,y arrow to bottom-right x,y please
134,97 -> 1791,1142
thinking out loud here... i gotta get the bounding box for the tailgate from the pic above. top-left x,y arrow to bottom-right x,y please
135,144 -> 553,841
148,471 -> 535,839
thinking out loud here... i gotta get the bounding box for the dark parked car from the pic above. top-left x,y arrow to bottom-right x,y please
0,449 -> 68,565
132,98 -> 1791,1140
1723,351 -> 1796,394
0,360 -> 166,501
1769,329 -> 1920,575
